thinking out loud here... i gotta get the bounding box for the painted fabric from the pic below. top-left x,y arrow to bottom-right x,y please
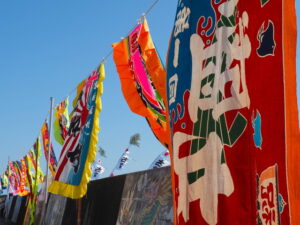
22,157 -> 31,190
0,179 -> 2,194
54,97 -> 70,145
4,165 -> 16,194
48,63 -> 105,199
26,137 -> 44,225
1,174 -> 8,188
13,161 -> 22,179
9,161 -> 21,195
27,150 -> 37,170
113,18 -> 170,148
149,151 -> 170,169
41,121 -> 58,176
27,152 -> 44,184
19,158 -> 29,196
3,168 -> 12,192
116,167 -> 173,225
110,149 -> 130,177
10,160 -> 21,195
24,155 -> 33,197
25,138 -> 44,192
166,0 -> 300,225
33,137 -> 44,181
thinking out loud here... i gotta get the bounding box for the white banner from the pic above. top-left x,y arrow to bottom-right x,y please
149,151 -> 170,169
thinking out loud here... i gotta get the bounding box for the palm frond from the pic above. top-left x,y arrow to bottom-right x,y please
98,146 -> 107,158
129,133 -> 141,147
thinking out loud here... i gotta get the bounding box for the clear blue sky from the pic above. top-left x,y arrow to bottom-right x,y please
0,1 -> 299,179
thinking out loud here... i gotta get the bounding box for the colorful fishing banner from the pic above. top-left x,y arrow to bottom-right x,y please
0,178 -> 2,194
166,0 -> 300,224
30,141 -> 43,225
12,161 -> 22,180
1,174 -> 8,189
19,158 -> 29,196
24,155 -> 33,197
8,162 -> 20,195
41,121 -> 58,176
25,137 -> 44,225
28,151 -> 36,172
148,151 -> 170,169
48,63 -> 105,199
33,137 -> 44,182
113,18 -> 170,148
3,167 -> 12,193
54,97 -> 70,145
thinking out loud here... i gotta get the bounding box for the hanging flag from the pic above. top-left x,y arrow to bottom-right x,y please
110,149 -> 130,177
12,161 -> 22,180
91,159 -> 105,180
9,161 -> 20,195
27,150 -> 37,172
41,121 -> 58,176
3,167 -> 11,192
166,0 -> 300,224
53,97 -> 70,145
19,158 -> 29,196
1,174 -> 8,189
24,162 -> 31,194
26,153 -> 36,194
24,155 -> 33,197
24,138 -> 44,196
113,18 -> 170,148
25,137 -> 44,225
49,63 -> 105,199
34,137 -> 45,182
0,178 -> 2,195
26,138 -> 45,184
148,151 -> 170,169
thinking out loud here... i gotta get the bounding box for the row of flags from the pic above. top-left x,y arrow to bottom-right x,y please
1,53 -> 170,199
0,7 -> 172,225
0,137 -> 44,225
1,0 -> 299,224
3,138 -> 44,198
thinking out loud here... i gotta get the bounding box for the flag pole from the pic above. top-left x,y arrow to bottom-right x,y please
45,97 -> 54,203
40,97 -> 54,225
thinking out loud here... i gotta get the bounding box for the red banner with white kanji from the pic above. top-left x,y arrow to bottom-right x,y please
166,0 -> 299,224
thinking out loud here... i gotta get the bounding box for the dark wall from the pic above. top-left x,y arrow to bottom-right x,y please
6,167 -> 174,225
81,174 -> 126,225
59,174 -> 126,225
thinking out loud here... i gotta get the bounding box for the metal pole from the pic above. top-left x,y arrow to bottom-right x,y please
40,98 -> 54,225
45,97 -> 54,204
